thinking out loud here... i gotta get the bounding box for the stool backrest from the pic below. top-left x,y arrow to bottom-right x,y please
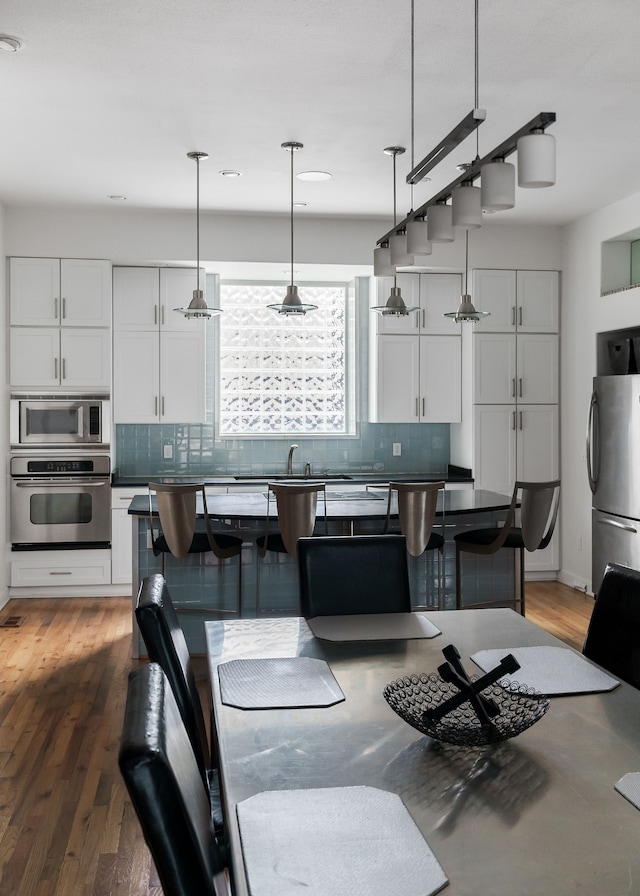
386,481 -> 445,557
149,482 -> 200,558
298,534 -> 411,617
261,482 -> 327,556
518,479 -> 560,551
119,664 -> 225,896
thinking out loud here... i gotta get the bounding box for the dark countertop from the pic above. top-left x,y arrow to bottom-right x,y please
128,487 -> 507,521
112,463 -> 473,488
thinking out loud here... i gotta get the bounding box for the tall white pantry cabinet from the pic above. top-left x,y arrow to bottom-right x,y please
369,273 -> 462,423
451,269 -> 560,574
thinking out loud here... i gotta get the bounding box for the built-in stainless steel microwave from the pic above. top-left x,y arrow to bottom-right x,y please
10,395 -> 111,448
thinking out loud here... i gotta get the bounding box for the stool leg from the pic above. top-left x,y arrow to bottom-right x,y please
455,544 -> 463,610
237,549 -> 243,617
518,547 -> 526,616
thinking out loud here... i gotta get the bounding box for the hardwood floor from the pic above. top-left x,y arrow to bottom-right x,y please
0,581 -> 593,895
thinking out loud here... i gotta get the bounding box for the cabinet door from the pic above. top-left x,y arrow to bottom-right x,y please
369,335 -> 420,422
10,328 -> 60,387
473,333 -> 517,403
160,267 -> 209,333
111,492 -> 137,586
516,270 -> 559,333
160,330 -> 207,423
60,259 -> 111,327
372,274 -> 420,335
473,405 -> 517,494
517,334 -> 559,403
113,331 -> 160,423
10,257 -> 60,325
471,269 -> 516,332
60,329 -> 111,389
113,266 -> 160,329
421,273 -> 463,334
419,336 -> 461,422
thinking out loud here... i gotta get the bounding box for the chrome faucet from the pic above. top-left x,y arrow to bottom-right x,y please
287,443 -> 299,475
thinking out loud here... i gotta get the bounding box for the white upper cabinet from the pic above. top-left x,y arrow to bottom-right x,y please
373,274 -> 420,334
472,269 -> 559,333
474,333 -> 558,404
373,273 -> 462,335
10,257 -> 111,327
113,266 -> 205,332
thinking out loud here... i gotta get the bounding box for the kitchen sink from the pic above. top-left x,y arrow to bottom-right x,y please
233,474 -> 353,481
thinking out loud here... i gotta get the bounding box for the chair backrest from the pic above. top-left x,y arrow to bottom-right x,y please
385,481 -> 445,557
298,534 -> 411,617
149,482 -> 199,558
583,562 -> 640,689
517,479 -> 560,551
119,664 -> 226,896
261,482 -> 327,556
135,574 -> 209,787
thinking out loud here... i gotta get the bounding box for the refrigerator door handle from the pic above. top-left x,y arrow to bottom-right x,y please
586,391 -> 598,494
595,517 -> 638,534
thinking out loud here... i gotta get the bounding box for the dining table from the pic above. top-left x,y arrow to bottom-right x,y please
205,608 -> 640,896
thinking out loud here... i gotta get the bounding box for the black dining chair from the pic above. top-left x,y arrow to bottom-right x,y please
298,534 -> 412,618
582,562 -> 640,689
454,479 -> 560,615
119,663 -> 228,896
135,573 -> 223,831
148,482 -> 243,615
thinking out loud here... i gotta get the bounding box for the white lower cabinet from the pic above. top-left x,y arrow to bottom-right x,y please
369,335 -> 461,423
111,490 -> 139,586
10,549 -> 111,588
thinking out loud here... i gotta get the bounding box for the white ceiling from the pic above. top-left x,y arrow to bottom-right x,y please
1,0 -> 639,229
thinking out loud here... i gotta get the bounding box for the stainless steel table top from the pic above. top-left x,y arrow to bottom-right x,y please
206,610 -> 640,896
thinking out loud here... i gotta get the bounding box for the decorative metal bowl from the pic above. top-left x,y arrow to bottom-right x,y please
383,672 -> 550,747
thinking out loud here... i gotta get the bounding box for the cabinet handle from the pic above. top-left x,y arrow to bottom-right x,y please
511,306 -> 516,327
54,357 -> 58,379
161,396 -> 165,416
62,297 -> 66,320
512,411 -> 516,431
415,398 -> 419,418
154,305 -> 158,326
422,309 -> 425,329
422,397 -> 425,416
154,396 -> 158,416
62,358 -> 66,380
519,411 -> 523,430
54,297 -> 58,320
49,570 -> 72,576
511,378 -> 516,398
161,305 -> 165,326
518,306 -> 523,327
519,377 -> 523,397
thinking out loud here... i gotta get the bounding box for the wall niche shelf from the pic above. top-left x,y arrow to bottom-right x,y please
601,231 -> 640,296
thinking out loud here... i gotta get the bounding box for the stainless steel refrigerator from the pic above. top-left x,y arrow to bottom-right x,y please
588,374 -> 640,594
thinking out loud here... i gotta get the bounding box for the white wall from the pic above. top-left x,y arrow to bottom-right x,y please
0,201 -> 8,610
561,189 -> 640,592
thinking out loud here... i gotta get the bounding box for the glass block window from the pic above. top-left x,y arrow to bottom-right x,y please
218,281 -> 355,436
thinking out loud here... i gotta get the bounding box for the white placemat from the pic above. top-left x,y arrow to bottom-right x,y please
615,772 -> 640,810
308,612 -> 441,642
218,657 -> 344,709
471,645 -> 620,696
237,785 -> 448,896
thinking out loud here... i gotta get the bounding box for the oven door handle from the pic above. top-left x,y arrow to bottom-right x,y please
13,479 -> 109,487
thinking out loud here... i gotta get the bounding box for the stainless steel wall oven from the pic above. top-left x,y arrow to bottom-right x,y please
10,454 -> 111,549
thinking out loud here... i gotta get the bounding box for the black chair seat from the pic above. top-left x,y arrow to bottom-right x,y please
154,530 -> 242,556
426,531 -> 445,552
454,527 -> 528,550
583,562 -> 640,689
255,531 -> 287,554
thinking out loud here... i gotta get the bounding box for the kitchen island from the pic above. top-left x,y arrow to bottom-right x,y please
127,486 -> 515,655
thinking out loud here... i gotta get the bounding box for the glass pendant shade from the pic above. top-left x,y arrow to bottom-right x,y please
517,130 -> 556,188
267,284 -> 317,315
481,159 -> 515,210
427,203 -> 454,242
389,232 -> 414,266
374,245 -> 395,276
452,182 -> 482,229
406,219 -> 432,255
443,295 -> 490,322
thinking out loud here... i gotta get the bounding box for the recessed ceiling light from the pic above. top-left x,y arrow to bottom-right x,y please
108,195 -> 127,201
219,170 -> 242,178
297,171 -> 331,181
0,34 -> 23,51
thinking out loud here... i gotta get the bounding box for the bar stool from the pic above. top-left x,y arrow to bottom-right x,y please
454,479 -> 560,615
384,481 -> 446,609
148,482 -> 243,616
255,481 -> 327,612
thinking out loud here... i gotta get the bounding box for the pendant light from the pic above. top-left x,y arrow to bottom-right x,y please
370,146 -> 419,317
427,200 -> 454,242
443,230 -> 490,323
374,243 -> 395,276
451,0 -> 483,230
481,157 -> 515,211
174,151 -> 221,319
267,141 -> 317,315
517,128 -> 556,187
